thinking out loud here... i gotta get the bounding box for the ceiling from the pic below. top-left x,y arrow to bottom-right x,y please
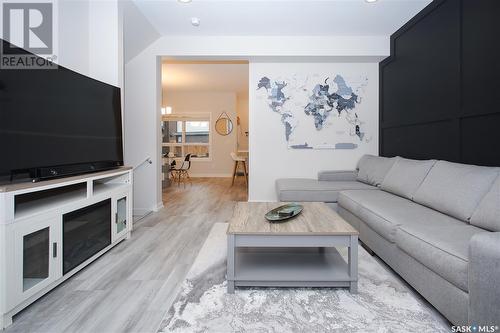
162,61 -> 249,95
133,0 -> 431,36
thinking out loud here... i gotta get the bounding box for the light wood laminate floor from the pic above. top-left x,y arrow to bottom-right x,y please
5,178 -> 247,333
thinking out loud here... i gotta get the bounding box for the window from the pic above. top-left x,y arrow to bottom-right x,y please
162,115 -> 211,159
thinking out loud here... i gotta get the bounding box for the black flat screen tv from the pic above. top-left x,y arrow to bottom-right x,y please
0,39 -> 123,181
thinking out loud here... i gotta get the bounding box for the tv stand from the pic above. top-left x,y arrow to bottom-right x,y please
0,167 -> 133,329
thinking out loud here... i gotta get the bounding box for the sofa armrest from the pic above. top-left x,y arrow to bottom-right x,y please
317,170 -> 358,182
468,232 -> 500,325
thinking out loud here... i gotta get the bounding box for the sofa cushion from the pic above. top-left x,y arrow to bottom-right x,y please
381,157 -> 436,199
317,170 -> 358,182
338,189 -> 476,243
275,178 -> 376,202
413,161 -> 499,222
356,155 -> 396,187
396,220 -> 486,292
338,190 -> 443,243
470,175 -> 500,231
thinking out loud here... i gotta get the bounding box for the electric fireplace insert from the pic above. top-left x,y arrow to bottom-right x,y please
62,199 -> 111,275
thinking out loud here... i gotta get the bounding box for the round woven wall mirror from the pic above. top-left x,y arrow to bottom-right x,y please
215,112 -> 233,136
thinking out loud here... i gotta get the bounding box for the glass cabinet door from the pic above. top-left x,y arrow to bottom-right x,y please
23,227 -> 50,291
116,196 -> 127,235
11,218 -> 61,308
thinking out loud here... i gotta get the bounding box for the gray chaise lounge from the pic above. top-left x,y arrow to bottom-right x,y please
276,155 -> 500,326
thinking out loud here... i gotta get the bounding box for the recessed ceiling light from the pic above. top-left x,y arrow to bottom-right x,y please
365,0 -> 378,3
178,0 -> 192,3
191,17 -> 200,27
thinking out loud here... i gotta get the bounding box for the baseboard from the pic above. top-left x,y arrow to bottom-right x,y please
153,201 -> 164,212
133,200 -> 163,217
133,208 -> 152,217
247,199 -> 278,203
189,173 -> 232,178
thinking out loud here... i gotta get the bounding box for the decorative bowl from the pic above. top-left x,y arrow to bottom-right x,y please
265,203 -> 303,223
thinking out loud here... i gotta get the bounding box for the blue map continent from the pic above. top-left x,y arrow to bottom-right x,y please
304,75 -> 360,132
257,77 -> 294,140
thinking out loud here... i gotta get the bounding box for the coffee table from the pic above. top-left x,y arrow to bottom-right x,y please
226,202 -> 359,294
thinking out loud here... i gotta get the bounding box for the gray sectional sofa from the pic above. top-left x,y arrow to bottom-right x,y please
276,155 -> 500,326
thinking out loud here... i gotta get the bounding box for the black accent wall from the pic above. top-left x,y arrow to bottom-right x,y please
379,0 -> 500,166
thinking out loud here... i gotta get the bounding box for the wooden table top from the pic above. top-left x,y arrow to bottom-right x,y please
227,202 -> 358,236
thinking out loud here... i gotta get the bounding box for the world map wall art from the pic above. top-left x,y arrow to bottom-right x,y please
257,74 -> 371,150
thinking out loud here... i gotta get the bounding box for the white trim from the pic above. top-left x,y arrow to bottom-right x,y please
188,173 -> 233,178
162,112 -> 210,121
162,143 -> 209,146
133,208 -> 152,216
156,56 -> 163,225
190,158 -> 213,162
133,200 -> 162,216
161,113 -> 212,160
248,199 -> 277,203
153,201 -> 164,212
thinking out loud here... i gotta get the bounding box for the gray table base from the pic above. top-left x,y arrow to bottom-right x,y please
227,234 -> 358,294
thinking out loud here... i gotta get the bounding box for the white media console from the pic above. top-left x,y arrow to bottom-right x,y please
0,167 -> 133,329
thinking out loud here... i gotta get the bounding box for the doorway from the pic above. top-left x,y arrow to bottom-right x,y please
160,60 -> 249,200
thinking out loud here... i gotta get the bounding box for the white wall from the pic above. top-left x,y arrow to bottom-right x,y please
57,0 -> 89,75
249,62 -> 379,201
125,55 -> 162,215
236,94 -> 249,151
163,91 -> 237,177
88,0 -> 121,87
124,35 -> 389,213
0,0 -> 125,91
57,0 -> 122,87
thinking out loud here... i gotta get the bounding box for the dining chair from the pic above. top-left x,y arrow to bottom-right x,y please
171,154 -> 192,187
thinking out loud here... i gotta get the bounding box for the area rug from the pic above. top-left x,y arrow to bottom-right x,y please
158,223 -> 450,333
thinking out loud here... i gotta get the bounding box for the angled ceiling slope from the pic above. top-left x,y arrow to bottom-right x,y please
123,1 -> 161,63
